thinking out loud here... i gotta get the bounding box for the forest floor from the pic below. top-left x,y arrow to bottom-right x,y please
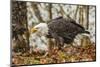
12,44 -> 96,66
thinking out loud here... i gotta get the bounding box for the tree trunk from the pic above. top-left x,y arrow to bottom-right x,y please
85,6 -> 89,30
79,6 -> 84,26
48,3 -> 52,20
32,3 -> 44,22
74,6 -> 79,20
59,5 -> 72,19
12,1 -> 29,52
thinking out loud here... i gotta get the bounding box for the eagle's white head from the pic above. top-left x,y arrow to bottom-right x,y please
30,23 -> 49,52
31,23 -> 48,36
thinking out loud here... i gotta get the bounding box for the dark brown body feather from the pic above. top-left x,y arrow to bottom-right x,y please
47,17 -> 89,46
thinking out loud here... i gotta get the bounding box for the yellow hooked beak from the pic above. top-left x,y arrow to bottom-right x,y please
31,28 -> 38,33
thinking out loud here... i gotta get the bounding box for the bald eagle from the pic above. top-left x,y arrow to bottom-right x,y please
31,16 -> 90,49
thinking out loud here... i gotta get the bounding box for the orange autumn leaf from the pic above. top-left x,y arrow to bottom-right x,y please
40,59 -> 47,64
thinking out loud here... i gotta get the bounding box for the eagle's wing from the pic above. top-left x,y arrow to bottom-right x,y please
48,18 -> 85,43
